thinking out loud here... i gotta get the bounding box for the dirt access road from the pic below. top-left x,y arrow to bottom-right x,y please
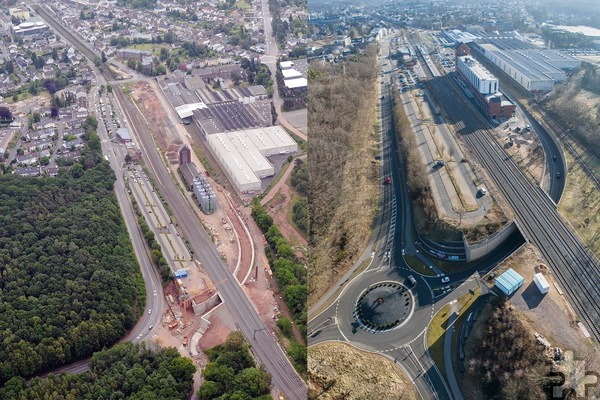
129,80 -> 290,359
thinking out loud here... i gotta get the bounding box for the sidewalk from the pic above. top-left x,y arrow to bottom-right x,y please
444,301 -> 464,400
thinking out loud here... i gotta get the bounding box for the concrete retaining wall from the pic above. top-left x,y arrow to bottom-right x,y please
465,221 -> 517,262
192,292 -> 221,315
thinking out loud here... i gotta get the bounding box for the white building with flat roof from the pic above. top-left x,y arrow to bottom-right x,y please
208,134 -> 262,192
207,126 -> 298,193
280,60 -> 295,69
456,56 -> 498,94
281,69 -> 303,79
479,43 -> 580,92
284,78 -> 308,89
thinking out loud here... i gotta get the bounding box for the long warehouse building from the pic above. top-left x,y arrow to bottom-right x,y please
207,126 -> 297,193
477,44 -> 581,92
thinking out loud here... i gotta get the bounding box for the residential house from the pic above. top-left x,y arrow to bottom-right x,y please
13,167 -> 40,177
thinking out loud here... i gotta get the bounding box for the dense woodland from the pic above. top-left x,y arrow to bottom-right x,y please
0,126 -> 144,385
0,342 -> 195,399
251,202 -> 307,373
198,332 -> 272,400
307,47 -> 379,306
291,159 -> 308,234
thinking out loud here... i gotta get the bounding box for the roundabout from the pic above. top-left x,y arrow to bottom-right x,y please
355,281 -> 413,332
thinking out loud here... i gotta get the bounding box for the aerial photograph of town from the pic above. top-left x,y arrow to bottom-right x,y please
0,0 -> 307,398
307,0 -> 600,399
0,0 -> 599,398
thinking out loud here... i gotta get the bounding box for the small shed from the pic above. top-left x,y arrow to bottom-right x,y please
495,268 -> 524,296
175,269 -> 189,279
534,273 -> 549,294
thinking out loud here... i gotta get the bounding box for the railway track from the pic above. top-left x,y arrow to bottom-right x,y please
34,5 -> 114,81
535,107 -> 600,189
417,57 -> 600,340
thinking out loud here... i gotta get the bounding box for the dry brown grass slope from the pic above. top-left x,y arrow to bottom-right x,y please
308,47 -> 380,307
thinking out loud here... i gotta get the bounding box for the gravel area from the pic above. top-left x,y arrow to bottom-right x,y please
494,243 -> 590,350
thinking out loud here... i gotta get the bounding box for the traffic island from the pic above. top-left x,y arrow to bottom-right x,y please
355,282 -> 413,332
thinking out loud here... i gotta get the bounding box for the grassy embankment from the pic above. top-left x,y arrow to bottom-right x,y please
308,46 -> 380,308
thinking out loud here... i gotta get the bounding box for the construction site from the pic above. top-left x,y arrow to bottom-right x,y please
127,79 -> 299,375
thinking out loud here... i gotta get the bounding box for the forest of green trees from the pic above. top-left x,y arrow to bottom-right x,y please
0,342 -> 195,399
0,126 -> 144,386
290,159 -> 308,234
198,332 -> 271,400
251,202 -> 307,373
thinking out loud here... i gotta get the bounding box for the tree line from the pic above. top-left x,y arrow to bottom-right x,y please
542,62 -> 600,159
0,342 -> 195,399
307,46 -> 379,306
466,297 -> 555,400
198,332 -> 271,400
290,159 -> 308,234
251,202 -> 307,372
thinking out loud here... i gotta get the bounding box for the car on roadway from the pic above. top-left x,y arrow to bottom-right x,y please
408,275 -> 417,285
553,155 -> 557,161
556,171 -> 561,178
441,276 -> 450,283
384,177 -> 392,185
148,309 -> 151,314
148,325 -> 153,330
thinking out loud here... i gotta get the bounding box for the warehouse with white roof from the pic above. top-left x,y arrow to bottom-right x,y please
478,43 -> 581,92
281,69 -> 303,79
279,60 -> 307,90
207,126 -> 298,193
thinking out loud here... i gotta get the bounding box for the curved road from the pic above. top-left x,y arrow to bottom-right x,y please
308,33 -> 528,400
35,5 -> 307,399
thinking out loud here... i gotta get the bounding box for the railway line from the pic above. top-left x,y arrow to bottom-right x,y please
422,64 -> 600,341
36,5 -> 307,399
536,107 -> 600,190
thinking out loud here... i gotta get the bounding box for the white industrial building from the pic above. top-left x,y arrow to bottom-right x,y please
280,60 -> 307,90
456,56 -> 498,94
207,126 -> 298,193
478,44 -> 581,92
281,69 -> 303,80
280,61 -> 295,70
284,78 -> 308,89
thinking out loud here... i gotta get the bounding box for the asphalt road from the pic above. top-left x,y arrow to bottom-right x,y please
309,34 -> 453,400
112,82 -> 307,400
35,6 -> 307,399
308,33 -> 529,400
426,71 -> 600,342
